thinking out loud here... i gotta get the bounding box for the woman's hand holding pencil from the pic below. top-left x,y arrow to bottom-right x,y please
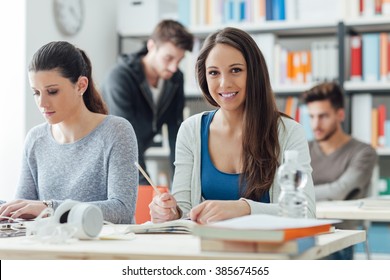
134,162 -> 179,223
149,192 -> 180,223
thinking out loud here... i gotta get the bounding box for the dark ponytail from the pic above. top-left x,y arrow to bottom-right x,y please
29,41 -> 108,114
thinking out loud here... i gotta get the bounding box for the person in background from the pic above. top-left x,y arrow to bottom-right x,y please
102,19 -> 194,185
0,41 -> 138,224
302,82 -> 377,259
149,27 -> 316,224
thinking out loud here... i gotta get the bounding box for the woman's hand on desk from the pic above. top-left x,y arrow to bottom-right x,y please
149,193 -> 180,223
0,199 -> 46,220
189,200 -> 251,224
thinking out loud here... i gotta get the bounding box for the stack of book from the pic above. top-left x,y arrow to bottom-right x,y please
125,214 -> 339,255
192,215 -> 339,255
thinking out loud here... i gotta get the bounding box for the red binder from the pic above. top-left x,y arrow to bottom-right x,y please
350,35 -> 362,81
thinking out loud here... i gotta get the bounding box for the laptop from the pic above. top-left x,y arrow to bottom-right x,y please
0,219 -> 28,237
0,200 -> 29,237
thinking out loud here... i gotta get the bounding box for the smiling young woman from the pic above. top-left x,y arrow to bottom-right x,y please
149,27 -> 316,224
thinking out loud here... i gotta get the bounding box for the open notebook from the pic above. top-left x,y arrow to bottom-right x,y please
124,214 -> 340,243
125,219 -> 196,234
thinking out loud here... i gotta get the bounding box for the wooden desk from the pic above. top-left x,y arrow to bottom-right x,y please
316,200 -> 390,222
316,199 -> 390,259
0,229 -> 365,260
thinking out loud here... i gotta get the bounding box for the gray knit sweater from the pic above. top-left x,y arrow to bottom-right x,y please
16,115 -> 138,224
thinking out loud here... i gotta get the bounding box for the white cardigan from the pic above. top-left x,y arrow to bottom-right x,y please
171,111 -> 316,218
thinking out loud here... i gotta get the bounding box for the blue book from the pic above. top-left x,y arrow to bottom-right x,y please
266,0 -> 273,20
362,33 -> 380,82
272,0 -> 286,20
224,0 -> 235,23
239,0 -> 246,21
385,120 -> 390,148
299,104 -> 314,141
178,0 -> 191,27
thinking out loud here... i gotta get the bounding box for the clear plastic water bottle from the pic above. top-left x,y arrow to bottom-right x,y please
278,150 -> 308,218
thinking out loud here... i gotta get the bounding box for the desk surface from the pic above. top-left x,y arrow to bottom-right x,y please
316,200 -> 390,222
0,229 -> 365,260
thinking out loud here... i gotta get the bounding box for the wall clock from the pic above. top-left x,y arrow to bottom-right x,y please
53,0 -> 84,36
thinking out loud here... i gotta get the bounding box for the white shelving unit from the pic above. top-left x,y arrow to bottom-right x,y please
344,81 -> 390,92
117,3 -> 390,193
377,148 -> 390,156
189,20 -> 339,36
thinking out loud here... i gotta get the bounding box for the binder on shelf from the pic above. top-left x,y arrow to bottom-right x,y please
375,0 -> 383,14
272,0 -> 286,21
362,33 -> 380,82
285,0 -> 298,21
383,0 -> 390,15
386,120 -> 390,148
295,0 -> 345,21
252,33 -> 276,83
388,33 -> 390,80
362,0 -> 376,17
190,0 -> 200,27
265,0 -> 273,20
343,0 -> 360,19
198,0 -> 206,26
302,51 -> 312,83
380,33 -> 388,81
205,0 -> 224,26
254,0 -> 266,22
351,93 -> 373,145
371,107 -> 378,148
350,35 -> 362,81
378,104 -> 387,147
325,41 -> 338,81
298,104 -> 314,141
178,0 -> 191,27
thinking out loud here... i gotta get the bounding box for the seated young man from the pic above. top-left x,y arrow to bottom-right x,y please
302,82 -> 377,259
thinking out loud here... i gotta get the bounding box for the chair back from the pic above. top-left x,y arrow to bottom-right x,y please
135,185 -> 169,224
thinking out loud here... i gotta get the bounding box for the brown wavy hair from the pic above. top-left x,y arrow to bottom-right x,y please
302,82 -> 344,110
195,27 -> 282,201
151,19 -> 194,51
29,41 -> 108,114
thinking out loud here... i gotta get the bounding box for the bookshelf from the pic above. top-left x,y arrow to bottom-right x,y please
116,0 -> 390,194
342,15 -> 390,194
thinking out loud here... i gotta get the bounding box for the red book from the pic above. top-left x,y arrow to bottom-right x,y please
350,35 -> 362,81
378,104 -> 387,147
375,0 -> 382,14
295,106 -> 300,123
360,0 -> 364,15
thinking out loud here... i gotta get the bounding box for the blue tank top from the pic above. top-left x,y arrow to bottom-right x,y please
201,110 -> 270,203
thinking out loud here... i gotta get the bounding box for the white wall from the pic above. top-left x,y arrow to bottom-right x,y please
0,0 -> 119,200
0,2 -> 26,201
25,0 -> 119,132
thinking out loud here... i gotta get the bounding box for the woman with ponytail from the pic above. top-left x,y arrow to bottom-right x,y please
0,41 -> 138,224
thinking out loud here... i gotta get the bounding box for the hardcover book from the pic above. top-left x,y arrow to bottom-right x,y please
200,235 -> 317,254
192,214 -> 339,243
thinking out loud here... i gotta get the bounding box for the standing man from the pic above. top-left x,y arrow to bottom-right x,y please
102,20 -> 194,184
302,82 -> 377,259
